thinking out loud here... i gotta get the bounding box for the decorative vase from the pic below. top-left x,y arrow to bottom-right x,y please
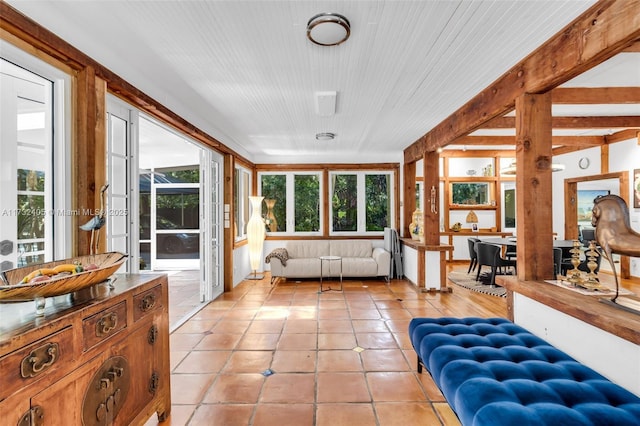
410,209 -> 422,240
264,199 -> 277,232
247,196 -> 265,275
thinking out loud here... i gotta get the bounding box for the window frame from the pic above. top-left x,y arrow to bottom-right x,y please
329,170 -> 394,236
1,42 -> 72,265
234,164 -> 251,241
258,170 -> 323,236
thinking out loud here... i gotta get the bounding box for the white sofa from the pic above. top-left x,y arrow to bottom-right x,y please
266,240 -> 390,283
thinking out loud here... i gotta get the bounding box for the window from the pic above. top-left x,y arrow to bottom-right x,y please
1,48 -> 70,270
259,172 -> 322,235
330,171 -> 393,235
234,166 -> 250,240
449,182 -> 494,207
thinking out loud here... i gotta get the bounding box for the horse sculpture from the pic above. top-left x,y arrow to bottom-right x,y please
591,194 -> 640,302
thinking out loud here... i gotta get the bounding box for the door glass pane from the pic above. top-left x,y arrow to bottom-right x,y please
332,174 -> 357,232
1,59 -> 53,270
155,184 -> 200,259
156,189 -> 199,230
294,174 -> 319,232
365,174 -> 389,231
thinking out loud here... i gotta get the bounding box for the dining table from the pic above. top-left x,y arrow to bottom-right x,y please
478,237 -> 578,249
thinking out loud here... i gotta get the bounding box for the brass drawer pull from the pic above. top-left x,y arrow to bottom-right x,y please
139,293 -> 156,312
96,312 -> 118,337
18,406 -> 44,426
148,325 -> 158,345
20,342 -> 58,378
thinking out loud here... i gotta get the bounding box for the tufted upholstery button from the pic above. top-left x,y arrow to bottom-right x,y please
409,317 -> 640,425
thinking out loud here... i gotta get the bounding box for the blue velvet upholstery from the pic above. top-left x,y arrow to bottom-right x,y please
409,317 -> 640,426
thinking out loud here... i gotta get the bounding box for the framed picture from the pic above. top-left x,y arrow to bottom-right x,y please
634,168 -> 640,209
577,189 -> 610,222
472,223 -> 478,232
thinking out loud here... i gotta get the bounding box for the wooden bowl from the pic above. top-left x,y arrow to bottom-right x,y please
0,252 -> 127,301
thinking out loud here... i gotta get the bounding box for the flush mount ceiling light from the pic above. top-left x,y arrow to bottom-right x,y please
307,13 -> 350,46
315,132 -> 336,141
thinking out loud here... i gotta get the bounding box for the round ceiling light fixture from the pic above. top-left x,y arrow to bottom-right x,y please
307,13 -> 350,46
315,132 -> 336,141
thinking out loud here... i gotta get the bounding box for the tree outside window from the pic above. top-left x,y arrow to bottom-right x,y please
365,174 -> 389,231
332,174 -> 357,232
260,173 -> 321,234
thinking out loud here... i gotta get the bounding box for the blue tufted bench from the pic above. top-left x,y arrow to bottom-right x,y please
409,317 -> 640,425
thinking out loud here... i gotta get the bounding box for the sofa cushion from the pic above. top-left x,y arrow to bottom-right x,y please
286,240 -> 329,258
330,240 -> 372,258
281,258 -> 321,277
342,258 -> 378,276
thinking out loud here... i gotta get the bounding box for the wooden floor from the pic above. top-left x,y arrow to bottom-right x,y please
145,264 -> 637,426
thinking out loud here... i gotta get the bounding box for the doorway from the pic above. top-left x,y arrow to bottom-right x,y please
106,98 -> 224,327
564,171 -> 630,278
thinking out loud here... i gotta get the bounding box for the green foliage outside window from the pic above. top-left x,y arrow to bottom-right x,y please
451,183 -> 489,205
332,174 -> 357,231
261,175 -> 286,232
294,175 -> 320,232
17,169 -> 45,239
365,174 -> 389,231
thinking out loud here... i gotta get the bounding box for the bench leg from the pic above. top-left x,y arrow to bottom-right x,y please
417,356 -> 423,374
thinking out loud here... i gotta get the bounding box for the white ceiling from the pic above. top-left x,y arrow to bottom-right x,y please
5,1 -> 639,164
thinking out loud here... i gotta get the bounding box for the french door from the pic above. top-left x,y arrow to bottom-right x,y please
0,46 -> 71,271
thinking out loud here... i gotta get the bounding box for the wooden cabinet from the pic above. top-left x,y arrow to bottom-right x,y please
0,274 -> 171,426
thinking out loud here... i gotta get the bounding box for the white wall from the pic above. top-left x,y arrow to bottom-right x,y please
552,139 -> 640,277
233,244 -> 251,287
514,293 -> 640,396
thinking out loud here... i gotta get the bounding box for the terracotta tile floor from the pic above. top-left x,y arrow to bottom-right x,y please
145,269 -> 508,426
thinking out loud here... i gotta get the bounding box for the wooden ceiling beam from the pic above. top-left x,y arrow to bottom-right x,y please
482,115 -> 640,129
404,0 -> 640,163
551,87 -> 640,104
439,149 -> 514,158
552,145 -> 583,156
452,135 -> 603,146
605,128 -> 640,144
623,39 -> 640,52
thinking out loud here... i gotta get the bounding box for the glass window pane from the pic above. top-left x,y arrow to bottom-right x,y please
504,188 -> 516,228
294,174 -> 319,232
18,194 -> 45,239
156,189 -> 199,230
332,174 -> 357,232
365,174 -> 389,231
261,174 -> 286,232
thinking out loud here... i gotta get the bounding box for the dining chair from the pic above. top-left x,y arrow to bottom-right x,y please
553,248 -> 563,279
581,228 -> 596,247
475,242 -> 517,286
467,238 -> 480,274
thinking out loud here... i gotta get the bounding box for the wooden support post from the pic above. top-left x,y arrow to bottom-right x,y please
515,92 -> 554,281
74,67 -> 107,256
403,161 -> 416,238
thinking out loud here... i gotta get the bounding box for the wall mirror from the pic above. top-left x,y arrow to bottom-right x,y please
449,182 -> 494,207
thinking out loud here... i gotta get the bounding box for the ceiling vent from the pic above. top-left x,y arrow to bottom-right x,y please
315,91 -> 337,116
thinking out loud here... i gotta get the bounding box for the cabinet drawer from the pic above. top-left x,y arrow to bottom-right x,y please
0,327 -> 74,401
82,301 -> 127,350
133,285 -> 162,322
